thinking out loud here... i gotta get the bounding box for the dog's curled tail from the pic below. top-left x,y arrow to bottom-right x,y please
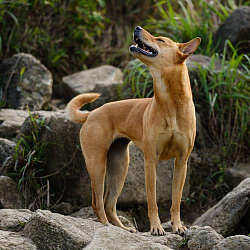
65,93 -> 100,124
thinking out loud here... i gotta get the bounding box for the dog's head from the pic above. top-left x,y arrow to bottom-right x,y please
130,26 -> 201,67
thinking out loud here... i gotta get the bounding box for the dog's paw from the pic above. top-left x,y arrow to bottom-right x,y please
150,224 -> 166,236
172,223 -> 187,235
122,226 -> 137,233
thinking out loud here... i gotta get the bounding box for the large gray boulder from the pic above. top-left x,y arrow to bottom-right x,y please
84,225 -> 172,250
184,225 -> 224,250
22,210 -> 103,250
0,230 -> 37,250
193,178 -> 250,236
0,53 -> 53,110
213,235 -> 250,250
19,110 -> 190,207
0,176 -> 23,209
214,6 -> 250,54
0,209 -> 33,232
62,65 -> 123,109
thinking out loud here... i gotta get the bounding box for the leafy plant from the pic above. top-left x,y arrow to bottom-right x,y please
145,0 -> 242,55
118,59 -> 153,99
0,0 -> 107,78
7,111 -> 51,210
193,41 -> 250,162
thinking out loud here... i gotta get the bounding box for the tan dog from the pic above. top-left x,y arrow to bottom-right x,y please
66,26 -> 200,236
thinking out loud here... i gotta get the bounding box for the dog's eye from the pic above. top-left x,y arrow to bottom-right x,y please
156,38 -> 165,43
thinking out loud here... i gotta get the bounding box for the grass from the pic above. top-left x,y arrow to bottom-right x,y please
5,110 -> 52,210
145,0 -> 244,55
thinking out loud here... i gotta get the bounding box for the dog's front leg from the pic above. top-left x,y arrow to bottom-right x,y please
144,155 -> 166,236
170,158 -> 188,234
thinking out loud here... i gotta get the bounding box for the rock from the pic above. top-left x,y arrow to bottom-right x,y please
62,65 -> 123,109
0,209 -> 33,232
184,225 -> 224,250
193,178 -> 250,236
84,224 -> 172,250
19,110 -> 190,207
0,109 -> 54,139
0,53 -> 53,110
71,206 -> 135,229
22,209 -> 103,250
213,235 -> 250,250
0,138 -> 16,169
224,162 -> 250,189
0,176 -> 23,209
186,54 -> 221,73
142,231 -> 183,249
0,109 -> 28,138
51,202 -> 74,215
214,6 -> 250,54
0,230 -> 37,250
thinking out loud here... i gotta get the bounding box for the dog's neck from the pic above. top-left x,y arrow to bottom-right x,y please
149,63 -> 193,114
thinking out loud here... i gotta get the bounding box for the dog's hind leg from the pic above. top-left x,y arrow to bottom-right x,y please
104,138 -> 136,232
87,156 -> 109,225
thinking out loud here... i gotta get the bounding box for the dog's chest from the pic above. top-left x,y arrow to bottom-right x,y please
158,128 -> 192,160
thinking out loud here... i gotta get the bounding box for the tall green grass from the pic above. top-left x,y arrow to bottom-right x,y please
5,111 -> 52,210
146,0 -> 241,55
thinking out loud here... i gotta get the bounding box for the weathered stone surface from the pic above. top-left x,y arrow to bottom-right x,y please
0,209 -> 33,232
214,6 -> 250,54
51,202 -> 74,215
224,162 -> 250,189
142,231 -> 183,250
0,53 -> 53,110
84,225 -> 172,250
0,230 -> 37,250
0,109 -> 28,138
71,206 -> 135,229
62,65 -> 123,109
193,178 -> 250,236
0,109 -> 54,139
19,110 -> 190,207
0,138 -> 16,168
22,209 -> 103,250
0,176 -> 23,209
185,225 -> 224,250
213,235 -> 250,250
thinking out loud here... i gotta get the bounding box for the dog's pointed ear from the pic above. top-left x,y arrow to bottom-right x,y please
178,37 -> 201,61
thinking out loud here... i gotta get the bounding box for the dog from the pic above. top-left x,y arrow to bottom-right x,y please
66,26 -> 200,236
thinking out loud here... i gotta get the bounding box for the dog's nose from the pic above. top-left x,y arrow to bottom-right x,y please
135,26 -> 142,31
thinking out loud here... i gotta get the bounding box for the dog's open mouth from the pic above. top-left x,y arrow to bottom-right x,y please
130,32 -> 158,57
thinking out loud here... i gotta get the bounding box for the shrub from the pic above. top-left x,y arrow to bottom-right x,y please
0,0 -> 106,77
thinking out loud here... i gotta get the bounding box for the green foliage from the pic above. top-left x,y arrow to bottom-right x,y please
194,41 -> 250,161
0,0 -> 106,76
118,60 -> 153,99
8,111 -> 51,210
146,0 -> 240,55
